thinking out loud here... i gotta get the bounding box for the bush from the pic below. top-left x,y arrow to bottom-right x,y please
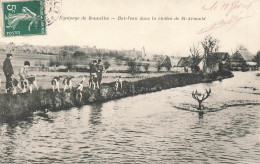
191,65 -> 200,73
209,71 -> 218,80
127,60 -> 140,74
166,65 -> 171,71
143,63 -> 150,72
156,62 -> 162,72
64,60 -> 74,71
104,61 -> 111,70
219,70 -> 233,77
49,57 -> 57,67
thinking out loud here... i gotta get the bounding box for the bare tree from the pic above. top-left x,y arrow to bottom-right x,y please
201,35 -> 220,72
192,88 -> 211,110
143,63 -> 150,73
190,43 -> 201,59
156,61 -> 162,72
255,51 -> 260,67
201,35 -> 219,57
190,43 -> 201,72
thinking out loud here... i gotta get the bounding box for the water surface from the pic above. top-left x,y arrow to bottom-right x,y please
1,71 -> 260,163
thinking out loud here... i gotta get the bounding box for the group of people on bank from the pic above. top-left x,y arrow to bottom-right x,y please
89,59 -> 104,90
3,53 -> 39,94
2,53 -> 105,94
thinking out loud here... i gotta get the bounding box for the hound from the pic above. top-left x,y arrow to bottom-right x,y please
51,76 -> 62,92
115,76 -> 122,91
89,73 -> 97,90
63,76 -> 73,91
76,77 -> 85,101
20,79 -> 28,93
27,75 -> 38,93
7,77 -> 19,95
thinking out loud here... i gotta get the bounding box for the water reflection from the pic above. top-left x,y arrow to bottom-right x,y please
33,111 -> 54,123
0,115 -> 34,163
198,111 -> 204,119
89,103 -> 103,126
0,72 -> 259,163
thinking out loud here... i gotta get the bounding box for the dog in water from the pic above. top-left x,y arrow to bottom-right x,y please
76,77 -> 85,101
63,76 -> 73,91
51,76 -> 62,92
115,76 -> 122,91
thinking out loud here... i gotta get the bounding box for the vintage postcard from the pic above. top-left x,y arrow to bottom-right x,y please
0,0 -> 260,163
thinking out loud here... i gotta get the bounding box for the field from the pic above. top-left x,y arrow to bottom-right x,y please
0,71 -> 181,93
0,52 -> 185,93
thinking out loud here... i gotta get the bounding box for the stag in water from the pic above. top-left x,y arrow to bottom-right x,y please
192,88 -> 211,110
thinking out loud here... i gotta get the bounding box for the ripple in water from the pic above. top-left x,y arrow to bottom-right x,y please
0,71 -> 260,163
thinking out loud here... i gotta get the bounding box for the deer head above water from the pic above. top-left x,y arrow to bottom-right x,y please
192,88 -> 211,110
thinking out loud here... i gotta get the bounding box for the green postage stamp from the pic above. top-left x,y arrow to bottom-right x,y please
2,0 -> 46,37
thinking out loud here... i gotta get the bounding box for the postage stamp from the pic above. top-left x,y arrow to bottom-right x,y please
2,0 -> 46,37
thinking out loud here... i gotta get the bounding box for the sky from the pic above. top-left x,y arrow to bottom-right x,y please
0,0 -> 259,56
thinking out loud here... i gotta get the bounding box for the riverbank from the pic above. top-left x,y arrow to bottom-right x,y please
0,72 -> 234,117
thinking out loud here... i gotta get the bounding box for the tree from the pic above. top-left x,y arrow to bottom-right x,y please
190,43 -> 201,73
255,51 -> 260,67
143,63 -> 150,73
156,61 -> 162,72
73,51 -> 86,58
190,43 -> 201,63
65,60 -> 74,71
166,64 -> 171,71
104,61 -> 111,70
201,35 -> 220,72
201,35 -> 219,55
59,50 -> 70,62
127,60 -> 140,74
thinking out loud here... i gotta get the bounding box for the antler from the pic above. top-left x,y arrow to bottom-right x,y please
192,89 -> 200,101
201,88 -> 211,101
192,88 -> 211,101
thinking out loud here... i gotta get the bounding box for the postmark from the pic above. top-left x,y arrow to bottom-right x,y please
2,0 -> 46,37
45,0 -> 62,26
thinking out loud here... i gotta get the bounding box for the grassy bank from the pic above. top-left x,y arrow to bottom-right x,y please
0,71 -> 234,118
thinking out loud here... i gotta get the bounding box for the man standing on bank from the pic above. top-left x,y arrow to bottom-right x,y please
89,60 -> 98,90
96,59 -> 103,89
3,54 -> 14,93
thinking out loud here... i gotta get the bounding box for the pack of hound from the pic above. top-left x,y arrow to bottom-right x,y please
51,76 -> 75,92
51,76 -> 86,102
5,75 -> 38,95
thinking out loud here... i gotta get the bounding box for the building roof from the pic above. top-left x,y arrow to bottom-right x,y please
161,56 -> 179,67
207,52 -> 229,64
238,50 -> 255,61
231,50 -> 255,62
177,57 -> 194,67
177,52 -> 229,67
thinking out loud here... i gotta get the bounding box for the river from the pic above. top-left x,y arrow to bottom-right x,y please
0,71 -> 260,163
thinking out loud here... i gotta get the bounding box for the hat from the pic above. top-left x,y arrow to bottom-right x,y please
6,53 -> 13,57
